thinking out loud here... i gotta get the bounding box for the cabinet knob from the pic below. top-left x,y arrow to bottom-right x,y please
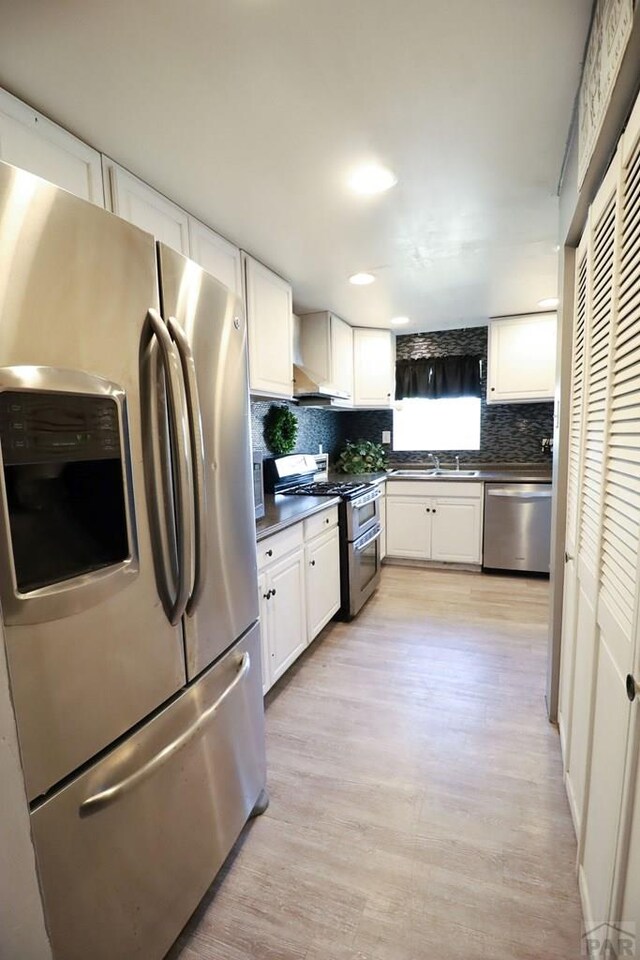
490,387 -> 495,392
263,590 -> 271,600
310,559 -> 316,566
432,509 -> 437,514
266,549 -> 273,557
627,674 -> 639,703
271,588 -> 277,597
325,517 -> 330,524
565,551 -> 574,564
425,507 -> 430,513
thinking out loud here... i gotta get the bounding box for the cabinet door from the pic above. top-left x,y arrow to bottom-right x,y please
188,217 -> 242,296
0,89 -> 104,205
385,497 -> 431,559
267,549 -> 307,683
244,254 -> 293,398
430,498 -> 482,563
331,315 -> 354,399
258,571 -> 272,694
305,527 -> 341,642
353,328 -> 394,407
487,313 -> 556,403
105,160 -> 190,253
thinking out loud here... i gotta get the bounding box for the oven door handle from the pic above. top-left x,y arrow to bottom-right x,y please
352,486 -> 383,509
354,525 -> 382,552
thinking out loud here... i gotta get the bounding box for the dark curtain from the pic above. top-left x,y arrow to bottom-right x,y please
395,356 -> 481,400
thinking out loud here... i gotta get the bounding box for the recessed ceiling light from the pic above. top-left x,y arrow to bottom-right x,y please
348,164 -> 397,195
538,297 -> 559,309
349,272 -> 376,286
390,316 -> 410,326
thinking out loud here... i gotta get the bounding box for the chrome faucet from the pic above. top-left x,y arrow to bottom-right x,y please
455,456 -> 460,472
428,453 -> 440,470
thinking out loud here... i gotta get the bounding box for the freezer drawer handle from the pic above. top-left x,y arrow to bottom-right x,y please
80,651 -> 251,815
167,316 -> 207,615
487,490 -> 552,500
147,309 -> 194,624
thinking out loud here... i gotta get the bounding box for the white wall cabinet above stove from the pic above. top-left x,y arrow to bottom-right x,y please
296,312 -> 354,401
0,89 -> 104,206
243,253 -> 294,399
103,159 -> 190,254
353,328 -> 395,408
487,313 -> 557,404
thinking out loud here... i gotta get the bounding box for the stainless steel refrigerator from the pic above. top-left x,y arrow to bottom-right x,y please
0,160 -> 266,959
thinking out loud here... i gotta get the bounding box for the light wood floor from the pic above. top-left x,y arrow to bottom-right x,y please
169,566 -> 582,960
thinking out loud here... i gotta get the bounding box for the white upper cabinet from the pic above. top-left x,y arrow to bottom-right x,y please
296,312 -> 353,400
0,89 -> 104,205
353,328 -> 395,407
104,159 -> 190,254
487,313 -> 557,404
243,253 -> 293,399
188,218 -> 242,297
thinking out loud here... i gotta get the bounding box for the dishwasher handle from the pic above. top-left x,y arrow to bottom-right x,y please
487,489 -> 552,500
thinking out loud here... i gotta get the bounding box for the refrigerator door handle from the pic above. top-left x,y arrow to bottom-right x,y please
147,309 -> 194,624
79,651 -> 251,815
167,316 -> 207,615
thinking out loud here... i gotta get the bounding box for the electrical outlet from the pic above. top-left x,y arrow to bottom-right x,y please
382,430 -> 391,444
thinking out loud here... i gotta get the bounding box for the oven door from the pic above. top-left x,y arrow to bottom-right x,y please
348,522 -> 382,618
347,486 -> 382,541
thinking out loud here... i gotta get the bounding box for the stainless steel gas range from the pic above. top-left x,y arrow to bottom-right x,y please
264,455 -> 382,619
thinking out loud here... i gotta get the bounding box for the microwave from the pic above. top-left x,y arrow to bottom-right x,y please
253,452 -> 265,520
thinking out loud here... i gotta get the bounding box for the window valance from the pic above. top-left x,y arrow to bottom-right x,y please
395,355 -> 482,400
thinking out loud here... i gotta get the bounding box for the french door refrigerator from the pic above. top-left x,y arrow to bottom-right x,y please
0,160 -> 266,959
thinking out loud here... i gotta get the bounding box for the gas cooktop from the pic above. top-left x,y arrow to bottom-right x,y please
283,480 -> 370,500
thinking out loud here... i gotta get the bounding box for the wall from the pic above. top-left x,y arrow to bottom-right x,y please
250,399 -> 342,461
340,328 -> 555,465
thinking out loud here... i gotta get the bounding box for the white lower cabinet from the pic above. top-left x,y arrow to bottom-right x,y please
258,506 -> 340,693
259,548 -> 307,692
385,481 -> 483,564
305,527 -> 341,642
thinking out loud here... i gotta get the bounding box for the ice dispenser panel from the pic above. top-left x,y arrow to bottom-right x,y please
0,391 -> 129,592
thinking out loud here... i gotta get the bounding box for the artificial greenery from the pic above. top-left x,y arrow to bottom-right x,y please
264,404 -> 298,455
336,439 -> 388,474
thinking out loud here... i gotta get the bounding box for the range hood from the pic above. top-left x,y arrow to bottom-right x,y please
293,364 -> 352,408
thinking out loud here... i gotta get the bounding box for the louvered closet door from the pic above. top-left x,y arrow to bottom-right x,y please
564,219 -> 599,835
559,236 -> 589,786
579,91 -> 640,932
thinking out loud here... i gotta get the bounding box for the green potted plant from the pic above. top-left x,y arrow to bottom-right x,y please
264,404 -> 298,455
336,439 -> 388,474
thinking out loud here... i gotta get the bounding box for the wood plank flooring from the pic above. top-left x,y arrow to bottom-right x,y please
168,566 -> 582,960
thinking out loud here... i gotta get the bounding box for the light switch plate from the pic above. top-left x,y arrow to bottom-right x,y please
382,430 -> 391,444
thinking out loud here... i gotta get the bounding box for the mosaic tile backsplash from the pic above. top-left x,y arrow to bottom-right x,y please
251,326 -> 554,466
250,399 -> 342,460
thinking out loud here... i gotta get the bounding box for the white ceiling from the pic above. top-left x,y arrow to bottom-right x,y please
0,0 -> 591,331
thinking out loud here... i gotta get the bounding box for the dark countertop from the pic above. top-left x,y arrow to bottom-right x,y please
330,465 -> 552,484
256,494 -> 342,542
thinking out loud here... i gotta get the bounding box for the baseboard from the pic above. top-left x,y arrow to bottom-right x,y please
382,558 -> 482,573
565,770 -> 581,842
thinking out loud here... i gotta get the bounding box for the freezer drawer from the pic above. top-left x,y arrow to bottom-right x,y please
483,483 -> 552,573
30,623 -> 266,960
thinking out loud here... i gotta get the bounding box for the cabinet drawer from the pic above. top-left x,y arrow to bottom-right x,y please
386,480 -> 482,499
257,523 -> 303,570
304,505 -> 339,541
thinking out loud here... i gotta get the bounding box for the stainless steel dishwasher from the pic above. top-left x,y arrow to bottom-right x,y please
483,483 -> 552,573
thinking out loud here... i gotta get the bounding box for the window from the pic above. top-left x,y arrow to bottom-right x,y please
392,397 -> 481,451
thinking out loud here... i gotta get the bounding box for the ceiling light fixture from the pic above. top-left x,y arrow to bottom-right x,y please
349,272 -> 376,286
390,316 -> 410,326
537,297 -> 559,309
348,164 -> 397,195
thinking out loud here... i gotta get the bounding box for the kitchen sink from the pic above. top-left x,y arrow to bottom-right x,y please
389,469 -> 480,478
